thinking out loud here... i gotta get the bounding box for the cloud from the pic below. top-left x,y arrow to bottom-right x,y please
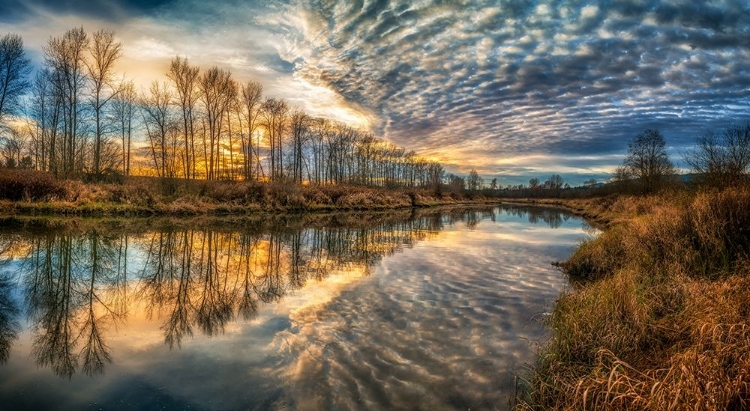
0,0 -> 173,23
277,0 -> 750,184
1,0 -> 750,184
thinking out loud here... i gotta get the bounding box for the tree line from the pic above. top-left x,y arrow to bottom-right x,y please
0,28 -> 445,189
612,126 -> 750,193
462,123 -> 750,199
2,29 -> 749,195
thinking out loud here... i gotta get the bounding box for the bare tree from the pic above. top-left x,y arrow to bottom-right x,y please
447,173 -> 466,193
467,169 -> 482,191
28,69 -> 58,171
428,162 -> 444,193
0,125 -> 26,167
0,33 -> 31,127
112,80 -> 135,176
548,174 -> 564,189
309,118 -> 329,184
87,29 -> 122,176
289,109 -> 310,184
199,67 -> 236,180
685,123 -> 750,187
44,27 -> 89,175
141,81 -> 175,178
239,81 -> 263,180
167,57 -> 199,179
261,98 -> 288,181
623,129 -> 674,193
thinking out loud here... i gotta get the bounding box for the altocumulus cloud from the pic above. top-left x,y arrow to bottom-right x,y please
280,0 -> 750,184
1,0 -> 749,184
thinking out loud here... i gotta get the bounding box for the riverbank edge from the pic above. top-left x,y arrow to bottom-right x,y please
0,196 -> 515,217
515,188 -> 750,410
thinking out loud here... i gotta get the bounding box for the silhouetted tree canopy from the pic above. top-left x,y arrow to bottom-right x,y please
623,129 -> 674,193
685,123 -> 750,188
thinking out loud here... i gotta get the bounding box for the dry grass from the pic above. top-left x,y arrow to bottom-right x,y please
520,185 -> 750,410
0,169 -> 495,216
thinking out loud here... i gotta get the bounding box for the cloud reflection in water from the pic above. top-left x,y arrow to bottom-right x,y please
270,207 -> 585,410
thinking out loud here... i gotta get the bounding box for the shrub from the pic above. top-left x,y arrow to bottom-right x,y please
0,168 -> 68,201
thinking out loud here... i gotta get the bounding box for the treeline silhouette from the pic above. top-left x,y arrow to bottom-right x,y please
0,29 -> 444,189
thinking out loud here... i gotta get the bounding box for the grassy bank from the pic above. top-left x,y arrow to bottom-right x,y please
519,187 -> 750,410
0,169 -> 497,216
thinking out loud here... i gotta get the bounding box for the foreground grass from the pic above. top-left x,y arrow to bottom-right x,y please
0,169 -> 496,216
518,187 -> 750,410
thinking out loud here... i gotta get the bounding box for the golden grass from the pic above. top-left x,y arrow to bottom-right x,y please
519,185 -> 750,410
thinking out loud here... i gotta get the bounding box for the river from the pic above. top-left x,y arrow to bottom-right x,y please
0,205 -> 591,410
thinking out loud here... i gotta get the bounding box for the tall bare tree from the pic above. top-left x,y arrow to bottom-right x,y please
239,81 -> 263,180
44,27 -> 89,176
467,169 -> 482,191
261,98 -> 288,181
308,118 -> 329,185
28,69 -> 57,171
199,67 -> 236,180
685,123 -> 750,187
289,110 -> 310,184
0,33 -> 31,127
112,80 -> 135,176
141,81 -> 174,178
167,57 -> 199,179
87,29 -> 122,176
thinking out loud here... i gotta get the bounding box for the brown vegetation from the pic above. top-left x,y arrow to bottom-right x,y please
0,168 -> 493,216
518,186 -> 750,410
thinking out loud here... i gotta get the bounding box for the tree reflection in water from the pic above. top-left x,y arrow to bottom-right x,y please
499,204 -> 570,229
0,206 -> 569,379
0,275 -> 19,364
20,231 -> 127,378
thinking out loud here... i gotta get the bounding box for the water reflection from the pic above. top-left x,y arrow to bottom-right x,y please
20,231 -> 126,378
0,206 -> 583,410
499,205 -> 571,229
0,275 -> 19,364
0,210 -> 450,378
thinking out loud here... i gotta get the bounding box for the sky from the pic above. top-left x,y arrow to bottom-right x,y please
1,0 -> 749,186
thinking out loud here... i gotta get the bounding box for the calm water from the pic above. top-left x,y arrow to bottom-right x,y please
0,206 -> 590,410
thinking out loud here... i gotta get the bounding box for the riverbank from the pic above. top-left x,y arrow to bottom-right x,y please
0,169 -> 500,216
0,204 -> 511,235
518,186 -> 750,410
